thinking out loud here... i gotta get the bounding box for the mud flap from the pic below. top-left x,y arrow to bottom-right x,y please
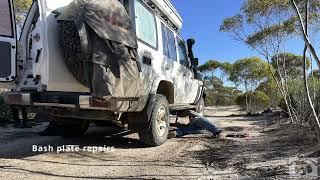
128,94 -> 156,131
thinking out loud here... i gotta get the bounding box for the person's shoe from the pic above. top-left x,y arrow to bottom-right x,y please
167,131 -> 178,139
213,129 -> 223,138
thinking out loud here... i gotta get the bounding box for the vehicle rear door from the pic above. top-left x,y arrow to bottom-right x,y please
0,0 -> 16,82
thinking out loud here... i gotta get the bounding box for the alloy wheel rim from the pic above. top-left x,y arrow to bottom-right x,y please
156,106 -> 167,137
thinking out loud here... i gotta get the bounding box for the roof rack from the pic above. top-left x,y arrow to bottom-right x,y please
145,0 -> 183,32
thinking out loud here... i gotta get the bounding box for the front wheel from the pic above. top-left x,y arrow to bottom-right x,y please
196,97 -> 205,116
188,97 -> 205,121
137,95 -> 170,147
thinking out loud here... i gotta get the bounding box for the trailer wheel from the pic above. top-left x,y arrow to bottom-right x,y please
59,21 -> 89,87
137,95 -> 170,147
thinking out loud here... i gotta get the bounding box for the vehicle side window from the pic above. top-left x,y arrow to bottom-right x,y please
161,24 -> 169,58
0,0 -> 13,37
135,0 -> 157,48
161,23 -> 177,61
177,38 -> 189,67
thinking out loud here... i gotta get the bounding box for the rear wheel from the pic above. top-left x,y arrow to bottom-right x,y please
137,95 -> 170,147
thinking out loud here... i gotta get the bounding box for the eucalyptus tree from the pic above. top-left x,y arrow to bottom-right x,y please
219,0 -> 320,121
271,53 -> 311,79
13,0 -> 33,28
228,57 -> 271,111
229,57 -> 271,91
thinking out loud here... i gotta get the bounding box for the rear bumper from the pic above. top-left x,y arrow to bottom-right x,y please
3,92 -> 137,111
3,92 -> 31,106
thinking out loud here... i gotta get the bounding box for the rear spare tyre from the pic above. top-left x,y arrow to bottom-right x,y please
59,21 -> 89,87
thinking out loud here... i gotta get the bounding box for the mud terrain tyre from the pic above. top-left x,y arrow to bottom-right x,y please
59,21 -> 89,87
138,95 -> 170,147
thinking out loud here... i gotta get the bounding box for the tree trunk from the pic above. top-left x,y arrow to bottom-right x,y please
265,57 -> 295,122
292,0 -> 320,140
245,83 -> 249,113
303,45 -> 320,140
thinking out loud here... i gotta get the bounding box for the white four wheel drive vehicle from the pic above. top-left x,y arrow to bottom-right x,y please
0,0 -> 205,146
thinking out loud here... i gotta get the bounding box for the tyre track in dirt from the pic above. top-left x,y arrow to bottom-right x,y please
0,106 -> 318,179
0,118 -> 212,179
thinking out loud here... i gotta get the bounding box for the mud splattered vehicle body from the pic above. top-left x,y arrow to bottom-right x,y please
0,0 -> 205,146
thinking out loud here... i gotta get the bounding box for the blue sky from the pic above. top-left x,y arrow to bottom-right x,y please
170,0 -> 306,66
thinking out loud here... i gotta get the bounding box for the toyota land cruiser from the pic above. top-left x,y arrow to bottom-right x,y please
0,0 -> 205,146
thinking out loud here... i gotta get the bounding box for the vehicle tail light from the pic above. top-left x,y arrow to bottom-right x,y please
89,97 -> 111,108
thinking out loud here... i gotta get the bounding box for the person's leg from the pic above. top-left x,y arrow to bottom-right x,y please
168,123 -> 209,138
175,125 -> 208,137
190,116 -> 222,135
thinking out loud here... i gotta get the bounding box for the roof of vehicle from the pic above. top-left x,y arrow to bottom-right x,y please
147,0 -> 183,30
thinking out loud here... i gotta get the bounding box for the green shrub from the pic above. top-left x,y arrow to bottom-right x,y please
256,79 -> 281,108
204,93 -> 238,106
236,91 -> 270,113
278,79 -> 320,122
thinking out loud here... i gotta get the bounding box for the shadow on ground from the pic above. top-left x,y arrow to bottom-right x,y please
0,123 -> 146,160
190,115 -> 319,179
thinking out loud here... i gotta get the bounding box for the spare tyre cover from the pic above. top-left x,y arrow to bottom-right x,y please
58,0 -> 141,102
57,0 -> 137,48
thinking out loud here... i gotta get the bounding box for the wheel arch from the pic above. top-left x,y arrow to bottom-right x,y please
155,80 -> 175,104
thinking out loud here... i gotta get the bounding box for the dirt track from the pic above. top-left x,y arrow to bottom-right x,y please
0,106 -> 319,179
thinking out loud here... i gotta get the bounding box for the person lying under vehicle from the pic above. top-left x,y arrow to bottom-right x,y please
168,110 -> 222,138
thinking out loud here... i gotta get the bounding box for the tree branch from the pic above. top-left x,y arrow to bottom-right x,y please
291,0 -> 320,69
